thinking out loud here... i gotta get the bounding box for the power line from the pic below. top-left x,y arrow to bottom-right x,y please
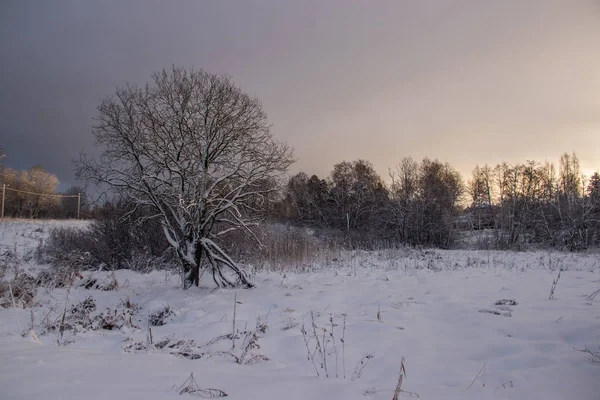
4,186 -> 80,198
1,184 -> 82,219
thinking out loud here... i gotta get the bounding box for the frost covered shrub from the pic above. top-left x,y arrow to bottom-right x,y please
34,266 -> 80,289
218,223 -> 343,270
0,248 -> 19,277
0,250 -> 36,307
42,296 -> 140,336
0,272 -> 37,308
40,201 -> 174,272
149,304 -> 175,326
78,272 -> 119,291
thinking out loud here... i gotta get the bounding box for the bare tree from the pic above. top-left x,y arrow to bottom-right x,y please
389,157 -> 419,244
285,172 -> 330,226
20,166 -> 61,218
76,67 -> 294,289
329,160 -> 388,233
418,159 -> 463,248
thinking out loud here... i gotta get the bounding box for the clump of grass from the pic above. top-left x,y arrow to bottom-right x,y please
301,311 -> 365,381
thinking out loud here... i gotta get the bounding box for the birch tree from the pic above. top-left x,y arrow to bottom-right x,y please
76,67 -> 294,289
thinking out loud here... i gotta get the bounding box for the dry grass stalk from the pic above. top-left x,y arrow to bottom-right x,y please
495,380 -> 513,390
177,372 -> 227,397
468,363 -> 486,389
329,314 -> 339,378
549,269 -> 561,300
301,311 -> 350,379
351,353 -> 374,381
232,292 -> 237,349
392,357 -> 418,399
56,273 -> 74,346
342,314 -> 346,379
574,345 -> 600,363
586,288 -> 600,301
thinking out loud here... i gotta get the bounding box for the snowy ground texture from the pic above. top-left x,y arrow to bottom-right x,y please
0,220 -> 599,399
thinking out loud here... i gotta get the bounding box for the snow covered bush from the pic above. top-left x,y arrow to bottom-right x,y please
148,304 -> 176,326
40,295 -> 140,339
0,271 -> 37,308
39,205 -> 175,273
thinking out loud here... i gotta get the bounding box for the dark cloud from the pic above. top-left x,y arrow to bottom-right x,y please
1,0 -> 599,189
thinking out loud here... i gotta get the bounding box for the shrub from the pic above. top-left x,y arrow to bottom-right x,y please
0,272 -> 37,308
149,304 -> 175,326
40,201 -> 175,272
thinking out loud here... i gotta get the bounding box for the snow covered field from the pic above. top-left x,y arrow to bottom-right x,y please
0,218 -> 89,259
0,220 -> 599,399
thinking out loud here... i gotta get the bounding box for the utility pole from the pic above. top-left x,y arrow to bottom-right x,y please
77,192 -> 81,220
1,184 -> 5,220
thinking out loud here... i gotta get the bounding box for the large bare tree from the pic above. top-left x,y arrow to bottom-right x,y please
76,67 -> 294,289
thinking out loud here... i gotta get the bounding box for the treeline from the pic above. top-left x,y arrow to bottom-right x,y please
273,153 -> 600,251
275,158 -> 462,248
466,153 -> 600,250
0,148 -> 88,219
3,143 -> 600,252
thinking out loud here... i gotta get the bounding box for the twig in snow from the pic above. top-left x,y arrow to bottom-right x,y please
586,288 -> 600,301
57,273 -> 74,346
468,364 -> 486,389
549,269 -> 562,300
392,357 -> 419,399
351,353 -> 374,381
177,372 -> 227,397
392,357 -> 405,400
232,292 -> 237,349
321,322 -> 328,377
342,314 -> 346,380
301,322 -> 320,376
310,311 -> 328,377
574,345 -> 600,363
495,380 -> 513,390
330,314 -> 339,378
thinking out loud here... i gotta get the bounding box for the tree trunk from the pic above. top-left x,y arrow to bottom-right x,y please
178,251 -> 200,290
179,240 -> 253,290
202,239 -> 254,289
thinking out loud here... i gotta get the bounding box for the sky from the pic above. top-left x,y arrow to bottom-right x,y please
1,0 -> 599,190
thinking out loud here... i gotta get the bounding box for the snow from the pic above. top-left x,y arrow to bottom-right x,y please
1,220 -> 599,399
0,218 -> 88,259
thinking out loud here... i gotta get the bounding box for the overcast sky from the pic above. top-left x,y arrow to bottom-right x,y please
1,0 -> 599,189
